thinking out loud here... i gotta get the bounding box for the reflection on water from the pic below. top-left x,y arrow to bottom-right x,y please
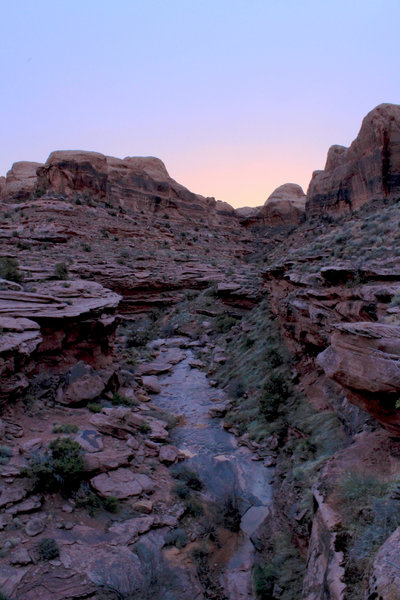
154,346 -> 274,599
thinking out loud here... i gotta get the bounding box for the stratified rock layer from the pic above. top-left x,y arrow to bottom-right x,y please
0,280 -> 121,402
1,150 -> 234,225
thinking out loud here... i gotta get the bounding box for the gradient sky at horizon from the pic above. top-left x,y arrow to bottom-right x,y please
1,0 -> 400,208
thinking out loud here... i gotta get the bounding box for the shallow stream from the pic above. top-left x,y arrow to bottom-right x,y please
154,344 -> 273,599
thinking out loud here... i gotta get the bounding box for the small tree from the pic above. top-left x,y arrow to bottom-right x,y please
0,257 -> 24,283
22,437 -> 84,493
54,262 -> 69,280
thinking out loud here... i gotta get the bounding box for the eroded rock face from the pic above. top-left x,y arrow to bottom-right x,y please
1,162 -> 43,200
235,183 -> 306,227
261,183 -> 306,226
0,281 -> 121,402
1,149 -> 236,226
369,526 -> 400,599
307,103 -> 400,215
317,322 -> 400,435
302,489 -> 345,600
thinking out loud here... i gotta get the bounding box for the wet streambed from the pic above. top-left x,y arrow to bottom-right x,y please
153,344 -> 273,599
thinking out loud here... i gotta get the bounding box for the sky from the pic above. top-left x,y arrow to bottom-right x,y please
1,1 -> 400,208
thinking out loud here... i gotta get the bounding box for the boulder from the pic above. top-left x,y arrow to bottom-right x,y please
141,375 -> 161,394
9,548 -> 32,566
158,445 -> 179,465
90,468 -> 144,498
84,446 -> 133,473
75,430 -> 103,453
108,516 -> 155,544
132,499 -> 153,514
25,516 -> 46,536
134,473 -> 156,494
90,407 -> 148,439
0,481 -> 28,508
56,362 -> 105,406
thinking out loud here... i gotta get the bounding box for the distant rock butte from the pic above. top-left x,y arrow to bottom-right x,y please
307,103 -> 400,215
235,183 -> 306,226
261,183 -> 306,225
0,150 -> 234,222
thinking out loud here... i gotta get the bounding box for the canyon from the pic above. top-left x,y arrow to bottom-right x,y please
0,102 -> 400,599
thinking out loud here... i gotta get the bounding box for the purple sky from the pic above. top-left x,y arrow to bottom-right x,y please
1,1 -> 400,208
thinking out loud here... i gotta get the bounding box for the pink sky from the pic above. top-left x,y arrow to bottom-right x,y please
1,1 -> 399,208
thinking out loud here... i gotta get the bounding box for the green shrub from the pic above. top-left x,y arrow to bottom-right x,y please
214,313 -> 237,333
111,392 -> 138,407
103,496 -> 119,513
35,538 -> 59,560
74,482 -> 103,516
173,482 -> 190,499
170,465 -> 202,490
139,423 -> 151,434
0,257 -> 24,283
337,471 -> 400,598
126,329 -> 150,348
253,563 -> 277,599
54,262 -> 68,280
265,347 -> 284,367
34,188 -> 46,199
52,423 -> 78,434
88,403 -> 102,413
22,437 -> 84,493
259,373 -> 290,421
339,471 -> 387,506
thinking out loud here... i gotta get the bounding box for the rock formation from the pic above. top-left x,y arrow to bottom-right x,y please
0,281 -> 121,402
1,162 -> 42,200
261,183 -> 306,226
307,103 -> 400,215
1,104 -> 400,599
1,150 -> 235,226
236,182 -> 306,227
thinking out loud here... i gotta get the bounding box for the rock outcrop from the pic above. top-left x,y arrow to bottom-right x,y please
1,150 -> 236,226
236,183 -> 306,227
261,183 -> 306,226
0,280 -> 121,402
317,322 -> 400,435
1,162 -> 43,200
307,103 -> 400,215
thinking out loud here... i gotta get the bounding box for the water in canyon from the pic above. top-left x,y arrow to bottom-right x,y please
153,342 -> 273,599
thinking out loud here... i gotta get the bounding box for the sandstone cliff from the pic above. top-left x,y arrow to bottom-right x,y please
1,150 -> 235,226
307,103 -> 400,215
